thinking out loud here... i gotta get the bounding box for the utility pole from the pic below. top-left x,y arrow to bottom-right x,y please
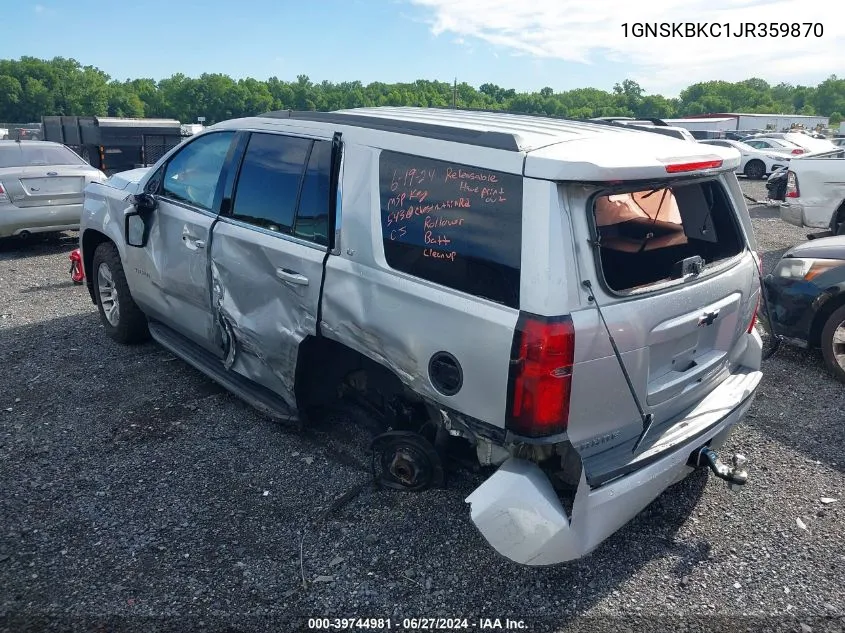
453,78 -> 457,109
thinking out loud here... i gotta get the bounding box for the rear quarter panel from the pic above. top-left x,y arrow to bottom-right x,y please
320,142 -> 522,428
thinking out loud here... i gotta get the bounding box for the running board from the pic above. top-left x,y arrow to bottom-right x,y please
147,320 -> 299,424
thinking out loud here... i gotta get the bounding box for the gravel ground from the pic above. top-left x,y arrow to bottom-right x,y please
1,178 -> 844,633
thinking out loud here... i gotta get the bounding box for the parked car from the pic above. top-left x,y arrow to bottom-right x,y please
689,130 -> 726,140
763,236 -> 845,383
778,149 -> 845,235
742,136 -> 808,156
590,117 -> 697,142
80,107 -> 762,566
0,140 -> 107,239
744,132 -> 836,154
698,139 -> 789,179
726,130 -> 762,141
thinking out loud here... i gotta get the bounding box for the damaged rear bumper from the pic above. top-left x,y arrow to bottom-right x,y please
465,369 -> 762,566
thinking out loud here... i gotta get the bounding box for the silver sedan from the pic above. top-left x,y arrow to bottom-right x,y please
0,140 -> 107,239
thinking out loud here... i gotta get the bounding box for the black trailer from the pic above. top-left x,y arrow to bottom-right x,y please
41,116 -> 183,175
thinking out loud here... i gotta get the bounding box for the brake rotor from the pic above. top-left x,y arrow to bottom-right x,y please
371,431 -> 445,492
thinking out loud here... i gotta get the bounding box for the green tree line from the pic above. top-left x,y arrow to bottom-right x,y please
1,56 -> 843,126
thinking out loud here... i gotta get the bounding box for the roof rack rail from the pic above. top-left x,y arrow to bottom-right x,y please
258,109 -> 524,152
592,116 -> 670,127
425,105 -> 657,133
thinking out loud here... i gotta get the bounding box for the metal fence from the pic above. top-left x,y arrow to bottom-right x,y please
141,134 -> 182,166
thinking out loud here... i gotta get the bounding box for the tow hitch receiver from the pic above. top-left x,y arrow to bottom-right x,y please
690,446 -> 748,490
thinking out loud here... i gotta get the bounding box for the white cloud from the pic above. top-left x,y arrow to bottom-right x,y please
406,0 -> 844,95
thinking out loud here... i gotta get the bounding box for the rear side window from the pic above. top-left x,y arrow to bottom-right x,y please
294,140 -> 331,246
378,151 -> 523,308
0,144 -> 87,168
229,133 -> 332,246
231,133 -> 312,231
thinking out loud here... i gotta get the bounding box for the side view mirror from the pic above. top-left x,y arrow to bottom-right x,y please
133,192 -> 158,213
125,193 -> 156,248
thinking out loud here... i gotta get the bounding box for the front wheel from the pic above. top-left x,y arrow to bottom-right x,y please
92,242 -> 150,344
744,160 -> 766,180
820,305 -> 845,384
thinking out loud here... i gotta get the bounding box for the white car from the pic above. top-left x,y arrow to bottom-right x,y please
742,136 -> 808,156
699,139 -> 789,179
831,138 -> 845,148
746,133 -> 836,154
779,149 -> 845,234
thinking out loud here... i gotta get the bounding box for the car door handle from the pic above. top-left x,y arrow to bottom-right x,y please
276,268 -> 309,286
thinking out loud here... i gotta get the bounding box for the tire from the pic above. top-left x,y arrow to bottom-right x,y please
744,160 -> 766,180
820,304 -> 845,384
92,242 -> 149,344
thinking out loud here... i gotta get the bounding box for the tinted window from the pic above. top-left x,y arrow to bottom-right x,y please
0,143 -> 87,168
162,132 -> 234,210
231,133 -> 312,233
294,140 -> 332,245
379,151 -> 523,309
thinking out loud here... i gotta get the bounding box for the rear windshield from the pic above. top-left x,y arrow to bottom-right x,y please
0,144 -> 88,168
592,179 -> 745,293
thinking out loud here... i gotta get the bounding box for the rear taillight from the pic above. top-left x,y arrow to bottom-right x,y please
785,170 -> 799,198
747,251 -> 762,333
506,315 -> 575,438
747,296 -> 759,333
791,148 -> 805,155
0,182 -> 7,204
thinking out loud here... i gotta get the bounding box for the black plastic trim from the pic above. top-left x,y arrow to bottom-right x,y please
259,110 -> 523,152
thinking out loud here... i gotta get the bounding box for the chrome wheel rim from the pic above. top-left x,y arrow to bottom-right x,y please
97,262 -> 120,326
833,320 -> 845,372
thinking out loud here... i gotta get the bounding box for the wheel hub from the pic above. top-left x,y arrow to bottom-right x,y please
97,262 -> 120,326
371,431 -> 445,492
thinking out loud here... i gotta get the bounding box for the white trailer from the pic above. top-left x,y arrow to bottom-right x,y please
664,117 -> 737,131
735,114 -> 828,131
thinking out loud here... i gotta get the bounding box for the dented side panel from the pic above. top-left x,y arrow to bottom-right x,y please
320,144 -> 519,427
127,197 -> 220,353
208,219 -> 326,408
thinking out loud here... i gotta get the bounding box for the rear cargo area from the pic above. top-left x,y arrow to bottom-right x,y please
593,179 -> 744,292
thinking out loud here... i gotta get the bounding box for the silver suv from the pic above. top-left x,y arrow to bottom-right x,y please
79,107 -> 763,566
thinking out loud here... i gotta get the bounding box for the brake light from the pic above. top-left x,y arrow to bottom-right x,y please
785,171 -> 799,198
747,296 -> 759,333
746,250 -> 762,334
664,159 -> 723,173
791,148 -> 805,155
506,315 -> 575,437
